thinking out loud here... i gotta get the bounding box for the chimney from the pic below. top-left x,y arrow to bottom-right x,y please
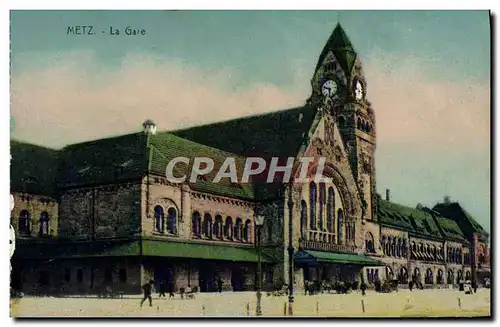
444,196 -> 451,204
143,119 -> 157,135
386,189 -> 390,201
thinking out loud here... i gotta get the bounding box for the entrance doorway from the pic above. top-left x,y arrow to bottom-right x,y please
231,267 -> 245,291
199,264 -> 215,292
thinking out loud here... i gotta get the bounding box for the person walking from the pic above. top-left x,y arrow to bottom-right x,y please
216,276 -> 223,293
360,281 -> 367,296
158,280 -> 167,298
140,280 -> 154,307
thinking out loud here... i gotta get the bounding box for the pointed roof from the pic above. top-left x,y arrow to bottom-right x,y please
315,23 -> 357,75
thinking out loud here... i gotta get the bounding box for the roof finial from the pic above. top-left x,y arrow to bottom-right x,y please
337,11 -> 341,25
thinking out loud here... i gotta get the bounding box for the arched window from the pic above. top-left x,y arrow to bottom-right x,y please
39,211 -> 49,236
425,268 -> 433,284
234,218 -> 242,240
203,214 -> 213,238
447,270 -> 454,284
339,116 -> 346,129
214,215 -> 223,239
318,183 -> 325,230
465,271 -> 471,281
300,200 -> 307,238
411,241 -> 416,259
19,210 -> 31,235
309,182 -> 317,230
243,220 -> 251,242
327,187 -> 334,233
426,244 -> 431,261
365,232 -> 375,253
413,268 -> 421,283
437,269 -> 444,284
386,266 -> 394,280
346,224 -> 350,243
457,270 -> 463,284
266,218 -> 273,240
391,239 -> 396,257
432,245 -> 437,261
337,208 -> 343,245
224,217 -> 233,240
166,208 -> 177,234
399,267 -> 408,284
192,212 -> 201,237
381,236 -> 386,255
386,237 -> 392,256
154,206 -> 164,233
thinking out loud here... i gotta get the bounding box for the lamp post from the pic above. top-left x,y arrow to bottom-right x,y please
254,214 -> 265,316
287,185 -> 294,316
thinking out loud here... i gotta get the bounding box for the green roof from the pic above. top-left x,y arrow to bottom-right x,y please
142,240 -> 273,263
377,199 -> 441,239
172,106 -> 316,160
433,202 -> 488,237
428,209 -> 467,242
295,250 -> 382,266
58,133 -> 148,188
377,199 -> 416,231
148,132 -> 255,200
314,23 -> 357,75
10,140 -> 59,196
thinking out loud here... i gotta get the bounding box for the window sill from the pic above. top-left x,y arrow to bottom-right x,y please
152,232 -> 178,237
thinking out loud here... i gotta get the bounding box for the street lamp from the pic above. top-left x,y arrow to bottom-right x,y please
287,187 -> 295,316
254,214 -> 265,316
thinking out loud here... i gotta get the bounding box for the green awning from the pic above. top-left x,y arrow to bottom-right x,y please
295,250 -> 383,266
142,240 -> 273,263
13,240 -> 141,259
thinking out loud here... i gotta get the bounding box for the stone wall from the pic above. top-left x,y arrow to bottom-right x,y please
11,192 -> 58,238
58,183 -> 141,239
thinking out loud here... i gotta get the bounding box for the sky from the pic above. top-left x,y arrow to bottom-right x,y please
10,10 -> 491,232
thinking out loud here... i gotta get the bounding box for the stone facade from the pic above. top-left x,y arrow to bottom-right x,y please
11,23 -> 489,297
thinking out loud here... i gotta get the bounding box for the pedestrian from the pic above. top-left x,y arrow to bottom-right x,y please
360,281 -> 367,296
472,279 -> 478,293
158,280 -> 167,298
216,276 -> 223,293
168,279 -> 175,298
140,280 -> 154,307
409,280 -> 413,291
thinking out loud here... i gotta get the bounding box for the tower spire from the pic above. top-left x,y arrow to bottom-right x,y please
314,23 -> 357,76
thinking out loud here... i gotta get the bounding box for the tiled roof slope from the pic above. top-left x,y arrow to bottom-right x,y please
425,208 -> 468,243
58,133 -> 148,188
433,202 -> 489,238
148,132 -> 255,200
10,140 -> 59,196
171,106 -> 317,159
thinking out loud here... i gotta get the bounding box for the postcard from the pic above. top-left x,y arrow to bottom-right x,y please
9,10 -> 491,318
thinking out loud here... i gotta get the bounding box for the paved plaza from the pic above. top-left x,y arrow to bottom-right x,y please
11,288 -> 490,318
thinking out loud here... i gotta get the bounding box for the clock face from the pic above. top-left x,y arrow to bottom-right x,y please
355,80 -> 364,100
321,79 -> 337,98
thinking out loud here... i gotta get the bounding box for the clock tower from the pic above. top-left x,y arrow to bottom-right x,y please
309,23 -> 377,221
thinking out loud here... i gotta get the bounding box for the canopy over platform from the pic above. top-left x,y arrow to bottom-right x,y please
294,250 -> 383,266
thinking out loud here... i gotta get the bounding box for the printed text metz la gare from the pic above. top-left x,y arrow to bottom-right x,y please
66,25 -> 147,36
